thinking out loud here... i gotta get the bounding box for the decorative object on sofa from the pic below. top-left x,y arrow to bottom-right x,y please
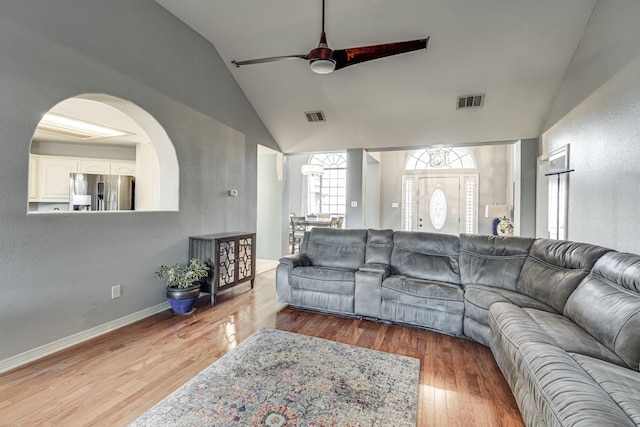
155,258 -> 210,315
485,204 -> 510,235
188,232 -> 256,305
129,328 -> 420,426
496,217 -> 514,236
231,0 -> 428,75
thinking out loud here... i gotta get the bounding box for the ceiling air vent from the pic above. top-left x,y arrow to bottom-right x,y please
456,94 -> 484,110
305,110 -> 326,122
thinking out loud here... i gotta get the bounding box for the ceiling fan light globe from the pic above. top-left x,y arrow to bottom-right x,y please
310,59 -> 336,74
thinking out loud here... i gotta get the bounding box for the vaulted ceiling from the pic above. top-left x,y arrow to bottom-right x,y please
155,0 -> 597,154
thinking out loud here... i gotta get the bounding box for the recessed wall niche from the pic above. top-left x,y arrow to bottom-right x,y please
28,94 -> 179,213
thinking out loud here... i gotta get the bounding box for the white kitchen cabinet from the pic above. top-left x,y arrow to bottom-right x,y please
110,161 -> 136,175
38,157 -> 78,201
29,155 -> 39,201
31,156 -> 135,203
78,159 -> 111,174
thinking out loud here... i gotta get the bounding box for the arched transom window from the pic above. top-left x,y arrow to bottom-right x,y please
406,147 -> 475,170
307,152 -> 346,215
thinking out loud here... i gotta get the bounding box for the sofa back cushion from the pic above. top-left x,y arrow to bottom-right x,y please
305,228 -> 367,270
459,234 -> 533,290
517,239 -> 610,312
564,251 -> 640,370
390,231 -> 460,284
365,229 -> 394,265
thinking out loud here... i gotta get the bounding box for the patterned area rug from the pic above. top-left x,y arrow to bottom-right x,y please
129,328 -> 420,426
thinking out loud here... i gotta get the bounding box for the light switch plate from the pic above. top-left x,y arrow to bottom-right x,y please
350,201 -> 358,208
391,202 -> 399,208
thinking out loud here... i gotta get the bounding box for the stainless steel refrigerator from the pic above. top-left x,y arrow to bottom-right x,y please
69,173 -> 135,211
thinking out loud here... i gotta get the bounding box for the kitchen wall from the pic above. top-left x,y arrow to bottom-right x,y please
0,0 -> 277,365
541,0 -> 640,253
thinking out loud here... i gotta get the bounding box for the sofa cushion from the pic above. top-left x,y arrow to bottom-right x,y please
498,341 -> 634,426
365,229 -> 394,264
459,233 -> 533,290
463,284 -> 556,345
464,284 -> 556,324
523,308 -> 626,368
573,354 -> 640,425
489,303 -> 635,426
390,231 -> 460,284
381,275 -> 464,335
565,251 -> 640,370
517,238 -> 610,313
383,275 -> 462,300
291,266 -> 356,295
305,228 -> 367,270
290,266 -> 356,314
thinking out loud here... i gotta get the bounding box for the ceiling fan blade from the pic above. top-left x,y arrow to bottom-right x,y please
231,54 -> 308,68
333,37 -> 429,70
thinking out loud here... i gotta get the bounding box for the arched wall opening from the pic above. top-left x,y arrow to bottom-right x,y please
28,93 -> 179,213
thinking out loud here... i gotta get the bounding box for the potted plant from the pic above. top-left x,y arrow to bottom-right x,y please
156,258 -> 210,314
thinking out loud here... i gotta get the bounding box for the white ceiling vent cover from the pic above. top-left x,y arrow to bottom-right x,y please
456,94 -> 484,109
305,110 -> 326,122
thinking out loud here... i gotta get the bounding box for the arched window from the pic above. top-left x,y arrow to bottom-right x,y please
405,147 -> 475,170
306,152 -> 346,215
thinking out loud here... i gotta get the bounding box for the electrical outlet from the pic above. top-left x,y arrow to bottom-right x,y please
111,285 -> 121,299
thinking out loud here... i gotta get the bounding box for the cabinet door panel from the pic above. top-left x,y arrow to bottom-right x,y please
38,158 -> 78,201
78,160 -> 110,174
110,161 -> 136,176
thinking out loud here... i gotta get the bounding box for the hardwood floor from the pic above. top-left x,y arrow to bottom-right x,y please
0,268 -> 524,426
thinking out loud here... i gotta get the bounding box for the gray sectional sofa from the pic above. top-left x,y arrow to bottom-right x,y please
276,228 -> 640,426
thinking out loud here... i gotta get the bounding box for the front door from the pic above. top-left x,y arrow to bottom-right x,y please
418,176 -> 461,235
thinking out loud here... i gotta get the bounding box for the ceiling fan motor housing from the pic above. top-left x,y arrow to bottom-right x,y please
309,32 -> 336,74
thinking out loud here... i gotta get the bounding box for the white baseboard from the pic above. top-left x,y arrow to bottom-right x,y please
0,302 -> 170,374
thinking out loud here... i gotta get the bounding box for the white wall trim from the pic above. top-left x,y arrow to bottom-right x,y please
0,302 -> 170,374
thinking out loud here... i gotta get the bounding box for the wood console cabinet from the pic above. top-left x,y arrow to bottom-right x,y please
189,232 -> 256,305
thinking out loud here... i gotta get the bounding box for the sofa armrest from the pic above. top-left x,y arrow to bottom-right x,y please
276,254 -> 310,304
355,265 -> 389,319
278,253 -> 310,269
359,262 -> 391,277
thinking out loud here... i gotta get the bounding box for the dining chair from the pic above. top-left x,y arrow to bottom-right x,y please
290,216 -> 307,253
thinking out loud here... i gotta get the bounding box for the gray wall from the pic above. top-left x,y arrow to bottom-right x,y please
0,1 -> 277,362
345,149 -> 365,229
541,0 -> 640,253
365,154 -> 381,229
284,154 -> 309,217
514,139 -> 538,237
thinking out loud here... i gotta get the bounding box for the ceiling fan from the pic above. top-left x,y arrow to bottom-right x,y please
231,0 -> 429,74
